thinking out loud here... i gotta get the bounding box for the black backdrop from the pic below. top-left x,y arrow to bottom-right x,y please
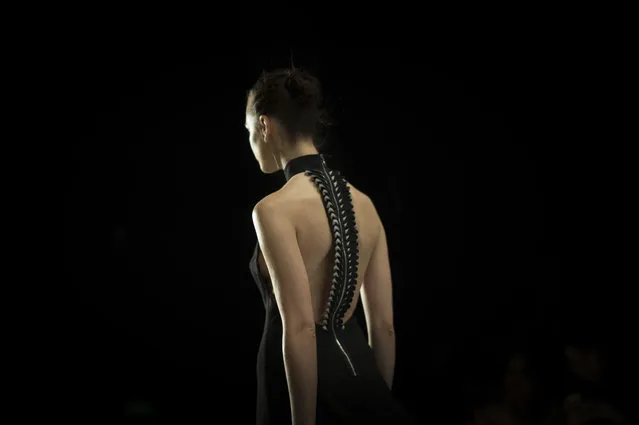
62,41 -> 633,422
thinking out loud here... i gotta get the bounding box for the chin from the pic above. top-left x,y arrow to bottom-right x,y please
257,161 -> 280,174
256,163 -> 272,174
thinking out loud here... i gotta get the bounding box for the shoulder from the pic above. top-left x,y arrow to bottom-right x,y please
347,182 -> 383,242
252,176 -> 377,226
251,191 -> 289,225
251,193 -> 298,255
345,181 -> 378,219
345,181 -> 370,204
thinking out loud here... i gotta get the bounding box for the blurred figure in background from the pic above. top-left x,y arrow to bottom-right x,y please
466,349 -> 545,425
543,328 -> 629,425
559,343 -> 628,425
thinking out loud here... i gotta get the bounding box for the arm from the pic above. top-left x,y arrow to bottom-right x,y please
360,218 -> 396,389
252,198 -> 317,425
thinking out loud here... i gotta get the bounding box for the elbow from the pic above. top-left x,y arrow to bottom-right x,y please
283,321 -> 317,337
371,322 -> 395,335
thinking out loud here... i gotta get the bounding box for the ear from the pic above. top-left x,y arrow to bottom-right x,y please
259,115 -> 269,138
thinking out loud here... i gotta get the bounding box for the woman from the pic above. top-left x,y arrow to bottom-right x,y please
247,67 -> 416,425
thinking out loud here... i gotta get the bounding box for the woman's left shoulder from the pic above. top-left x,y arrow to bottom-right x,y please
253,190 -> 290,217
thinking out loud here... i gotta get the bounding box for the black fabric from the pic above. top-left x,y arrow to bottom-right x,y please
249,154 -> 416,424
283,153 -> 326,181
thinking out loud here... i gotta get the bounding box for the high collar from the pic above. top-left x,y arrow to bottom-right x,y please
283,153 -> 327,181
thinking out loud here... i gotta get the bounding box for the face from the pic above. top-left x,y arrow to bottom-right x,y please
245,108 -> 282,174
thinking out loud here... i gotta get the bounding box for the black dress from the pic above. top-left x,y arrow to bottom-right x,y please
249,153 -> 417,425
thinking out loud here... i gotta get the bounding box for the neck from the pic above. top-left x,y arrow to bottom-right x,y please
275,140 -> 319,172
283,151 -> 326,181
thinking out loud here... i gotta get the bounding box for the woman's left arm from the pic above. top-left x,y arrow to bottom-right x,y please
253,198 -> 317,425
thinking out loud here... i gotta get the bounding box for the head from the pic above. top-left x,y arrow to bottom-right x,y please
245,67 -> 330,173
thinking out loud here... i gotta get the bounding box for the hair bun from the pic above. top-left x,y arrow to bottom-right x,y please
284,70 -> 303,98
284,69 -> 319,107
248,66 -> 331,148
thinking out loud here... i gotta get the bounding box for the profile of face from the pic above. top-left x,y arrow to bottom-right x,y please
245,68 -> 326,174
245,96 -> 286,174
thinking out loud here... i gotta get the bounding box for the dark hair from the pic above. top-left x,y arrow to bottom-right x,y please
246,67 -> 332,149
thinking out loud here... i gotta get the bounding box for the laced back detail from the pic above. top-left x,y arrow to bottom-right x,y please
304,165 -> 360,332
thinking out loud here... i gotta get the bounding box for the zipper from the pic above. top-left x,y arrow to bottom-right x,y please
335,332 -> 357,376
321,159 -> 358,377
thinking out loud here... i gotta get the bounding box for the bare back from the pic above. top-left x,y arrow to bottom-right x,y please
257,173 -> 381,326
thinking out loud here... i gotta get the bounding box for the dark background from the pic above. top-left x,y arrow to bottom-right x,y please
62,40 -> 634,422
